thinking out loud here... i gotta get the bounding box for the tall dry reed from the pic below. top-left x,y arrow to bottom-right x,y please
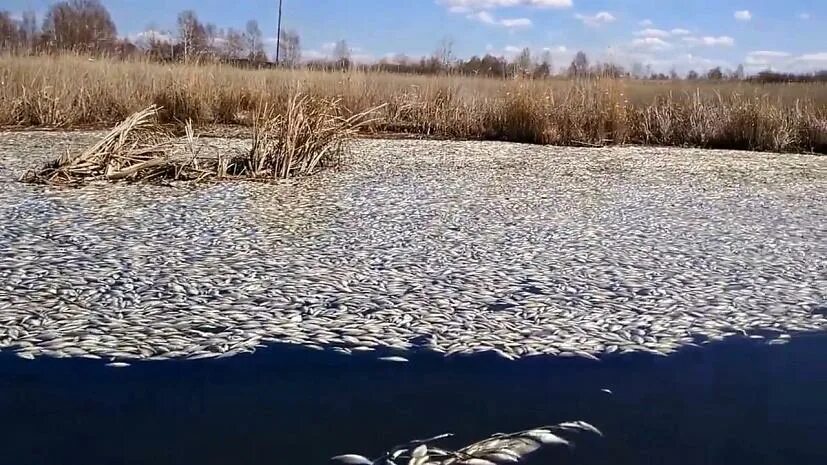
1,54 -> 825,153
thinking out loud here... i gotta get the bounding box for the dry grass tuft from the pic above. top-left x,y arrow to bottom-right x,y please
233,94 -> 383,179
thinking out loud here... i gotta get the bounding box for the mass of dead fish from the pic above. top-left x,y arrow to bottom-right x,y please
0,134 -> 825,363
330,420 -> 602,464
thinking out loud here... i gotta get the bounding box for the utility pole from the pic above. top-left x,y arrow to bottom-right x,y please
275,0 -> 283,64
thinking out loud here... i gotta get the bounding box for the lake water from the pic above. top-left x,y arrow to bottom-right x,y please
2,334 -> 826,465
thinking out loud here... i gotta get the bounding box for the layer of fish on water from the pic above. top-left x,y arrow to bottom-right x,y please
0,132 -> 825,362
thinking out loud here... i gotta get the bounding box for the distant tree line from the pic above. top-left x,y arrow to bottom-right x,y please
2,1 -> 826,81
0,0 -> 299,67
747,70 -> 827,83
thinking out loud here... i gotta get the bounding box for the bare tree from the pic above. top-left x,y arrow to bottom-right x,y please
0,11 -> 19,51
706,66 -> 723,80
514,47 -> 532,76
176,10 -> 207,61
278,29 -> 301,67
20,10 -> 39,51
333,39 -> 351,69
245,19 -> 266,63
224,28 -> 246,60
204,23 -> 220,57
534,50 -> 553,77
568,51 -> 589,77
733,63 -> 745,80
41,0 -> 117,52
434,36 -> 454,69
631,62 -> 644,79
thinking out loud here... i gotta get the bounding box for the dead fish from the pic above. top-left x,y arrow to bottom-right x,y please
330,454 -> 372,465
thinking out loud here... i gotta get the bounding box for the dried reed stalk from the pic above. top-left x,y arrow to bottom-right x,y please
22,94 -> 384,186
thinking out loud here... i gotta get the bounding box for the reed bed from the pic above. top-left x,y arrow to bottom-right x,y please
2,54 -> 826,153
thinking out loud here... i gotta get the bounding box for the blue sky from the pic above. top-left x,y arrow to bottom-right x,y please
5,0 -> 826,73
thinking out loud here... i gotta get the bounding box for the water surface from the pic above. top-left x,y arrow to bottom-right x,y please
2,334 -> 826,465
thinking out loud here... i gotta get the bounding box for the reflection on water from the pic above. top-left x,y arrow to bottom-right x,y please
2,334 -> 826,465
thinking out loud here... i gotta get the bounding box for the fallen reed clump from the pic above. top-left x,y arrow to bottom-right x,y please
2,55 -> 826,153
20,105 -> 183,185
21,94 -> 379,185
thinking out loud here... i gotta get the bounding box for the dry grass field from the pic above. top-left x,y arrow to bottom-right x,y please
1,54 -> 826,153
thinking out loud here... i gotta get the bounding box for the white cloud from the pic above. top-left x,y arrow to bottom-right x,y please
131,30 -> 174,44
488,44 -> 570,63
9,12 -> 23,22
574,11 -> 616,27
799,13 -> 811,20
590,47 -> 733,76
683,36 -> 735,47
734,10 -> 752,22
296,42 -> 375,63
798,52 -> 827,62
470,10 -> 496,24
744,50 -> 791,67
749,51 -> 791,58
631,37 -> 672,51
632,28 -> 691,40
439,0 -> 573,13
639,19 -> 653,27
299,49 -> 324,60
467,10 -> 532,29
500,17 -> 533,28
676,53 -> 732,72
742,50 -> 827,73
634,28 -> 670,38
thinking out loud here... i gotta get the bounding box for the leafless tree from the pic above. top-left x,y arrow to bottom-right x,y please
20,11 -> 39,51
434,36 -> 454,69
279,29 -> 301,67
534,50 -> 553,77
333,39 -> 351,69
568,51 -> 589,77
41,0 -> 117,52
631,62 -> 645,79
0,12 -> 19,51
176,10 -> 207,61
514,47 -> 532,76
224,28 -> 246,60
706,66 -> 723,80
245,19 -> 266,63
204,23 -> 220,57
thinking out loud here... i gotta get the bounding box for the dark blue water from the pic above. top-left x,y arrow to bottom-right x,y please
2,334 -> 826,465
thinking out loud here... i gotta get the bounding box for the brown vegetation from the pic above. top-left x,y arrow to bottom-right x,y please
23,96 -> 379,185
2,55 -> 825,154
